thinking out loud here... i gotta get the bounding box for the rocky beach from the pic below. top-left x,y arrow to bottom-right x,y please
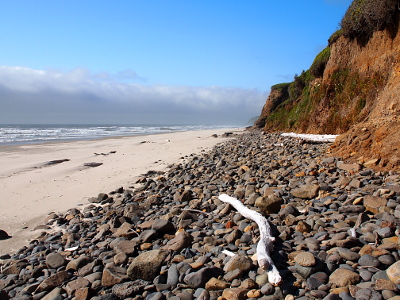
1,131 -> 400,300
0,128 -> 241,256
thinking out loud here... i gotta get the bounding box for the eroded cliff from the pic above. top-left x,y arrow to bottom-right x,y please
255,3 -> 400,170
328,29 -> 400,170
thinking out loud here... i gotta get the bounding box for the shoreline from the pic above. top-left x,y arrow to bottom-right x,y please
0,124 -> 242,146
0,128 -> 243,256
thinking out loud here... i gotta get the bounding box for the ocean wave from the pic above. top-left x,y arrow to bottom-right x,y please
0,124 -> 239,145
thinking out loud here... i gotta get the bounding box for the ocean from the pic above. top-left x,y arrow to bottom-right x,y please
0,124 -> 240,145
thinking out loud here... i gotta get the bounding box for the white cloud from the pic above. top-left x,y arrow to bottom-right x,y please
0,66 -> 267,125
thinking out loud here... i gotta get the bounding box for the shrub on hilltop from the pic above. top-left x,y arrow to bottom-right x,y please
341,0 -> 399,42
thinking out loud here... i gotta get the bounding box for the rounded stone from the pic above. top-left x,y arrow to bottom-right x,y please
260,283 -> 274,295
294,252 -> 316,267
329,268 -> 360,287
337,248 -> 360,262
205,277 -> 229,290
46,252 -> 66,269
387,261 -> 400,284
378,254 -> 395,266
358,254 -> 380,268
359,270 -> 372,281
223,254 -> 253,273
255,274 -> 269,286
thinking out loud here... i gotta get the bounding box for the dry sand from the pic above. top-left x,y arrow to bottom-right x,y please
0,128 -> 243,255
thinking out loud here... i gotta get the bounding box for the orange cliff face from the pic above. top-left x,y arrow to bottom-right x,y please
327,29 -> 400,170
254,24 -> 400,170
253,88 -> 288,129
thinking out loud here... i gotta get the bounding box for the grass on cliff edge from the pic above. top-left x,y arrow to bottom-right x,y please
258,0 -> 398,133
262,68 -> 388,134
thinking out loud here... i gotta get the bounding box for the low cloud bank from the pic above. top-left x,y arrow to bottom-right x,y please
0,66 -> 267,125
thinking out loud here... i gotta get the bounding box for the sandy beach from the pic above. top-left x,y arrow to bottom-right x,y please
0,128 -> 243,256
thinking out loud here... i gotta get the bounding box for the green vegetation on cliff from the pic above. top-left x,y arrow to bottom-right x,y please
255,0 -> 396,134
259,65 -> 387,134
341,0 -> 398,42
258,51 -> 326,132
309,47 -> 330,78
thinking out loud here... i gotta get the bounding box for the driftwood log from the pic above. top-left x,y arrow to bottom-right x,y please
218,194 -> 282,286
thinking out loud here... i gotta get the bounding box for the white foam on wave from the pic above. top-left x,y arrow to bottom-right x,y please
0,124 -> 240,145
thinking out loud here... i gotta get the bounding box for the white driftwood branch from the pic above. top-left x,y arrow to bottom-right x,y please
218,194 -> 282,286
222,249 -> 236,257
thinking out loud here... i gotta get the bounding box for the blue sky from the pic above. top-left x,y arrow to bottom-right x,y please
0,0 -> 352,125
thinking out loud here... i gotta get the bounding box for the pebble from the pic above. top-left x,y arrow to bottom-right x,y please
329,268 -> 360,287
358,254 -> 381,268
387,261 -> 400,284
45,252 -> 66,269
294,251 -> 316,267
0,131 -> 399,299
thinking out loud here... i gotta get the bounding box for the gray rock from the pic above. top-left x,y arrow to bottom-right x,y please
127,249 -> 169,281
374,227 -> 393,238
167,264 -> 179,287
354,288 -> 383,300
184,267 -> 222,289
35,270 -> 70,293
151,219 -> 175,233
291,185 -> 320,199
223,254 -> 253,273
358,254 -> 380,268
147,291 -> 166,300
338,205 -> 365,213
255,194 -> 284,214
112,280 -> 149,298
162,232 -> 193,251
139,229 -> 158,243
336,247 -> 360,262
338,292 -> 355,300
306,272 -> 328,290
196,289 -> 210,300
66,255 -> 91,271
294,263 -> 315,279
40,287 -> 63,300
46,253 -> 66,269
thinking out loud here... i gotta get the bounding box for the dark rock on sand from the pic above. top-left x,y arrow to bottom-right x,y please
0,230 -> 10,240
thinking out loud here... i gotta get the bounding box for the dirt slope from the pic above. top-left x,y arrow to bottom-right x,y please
255,22 -> 400,170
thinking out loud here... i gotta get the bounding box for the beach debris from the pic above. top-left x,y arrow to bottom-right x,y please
222,249 -> 236,257
222,132 -> 233,137
45,159 -> 70,165
83,162 -> 103,167
0,230 -> 10,240
88,193 -> 110,203
218,194 -> 282,286
281,132 -> 338,143
94,151 -> 116,156
64,246 -> 79,252
33,159 -> 70,169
